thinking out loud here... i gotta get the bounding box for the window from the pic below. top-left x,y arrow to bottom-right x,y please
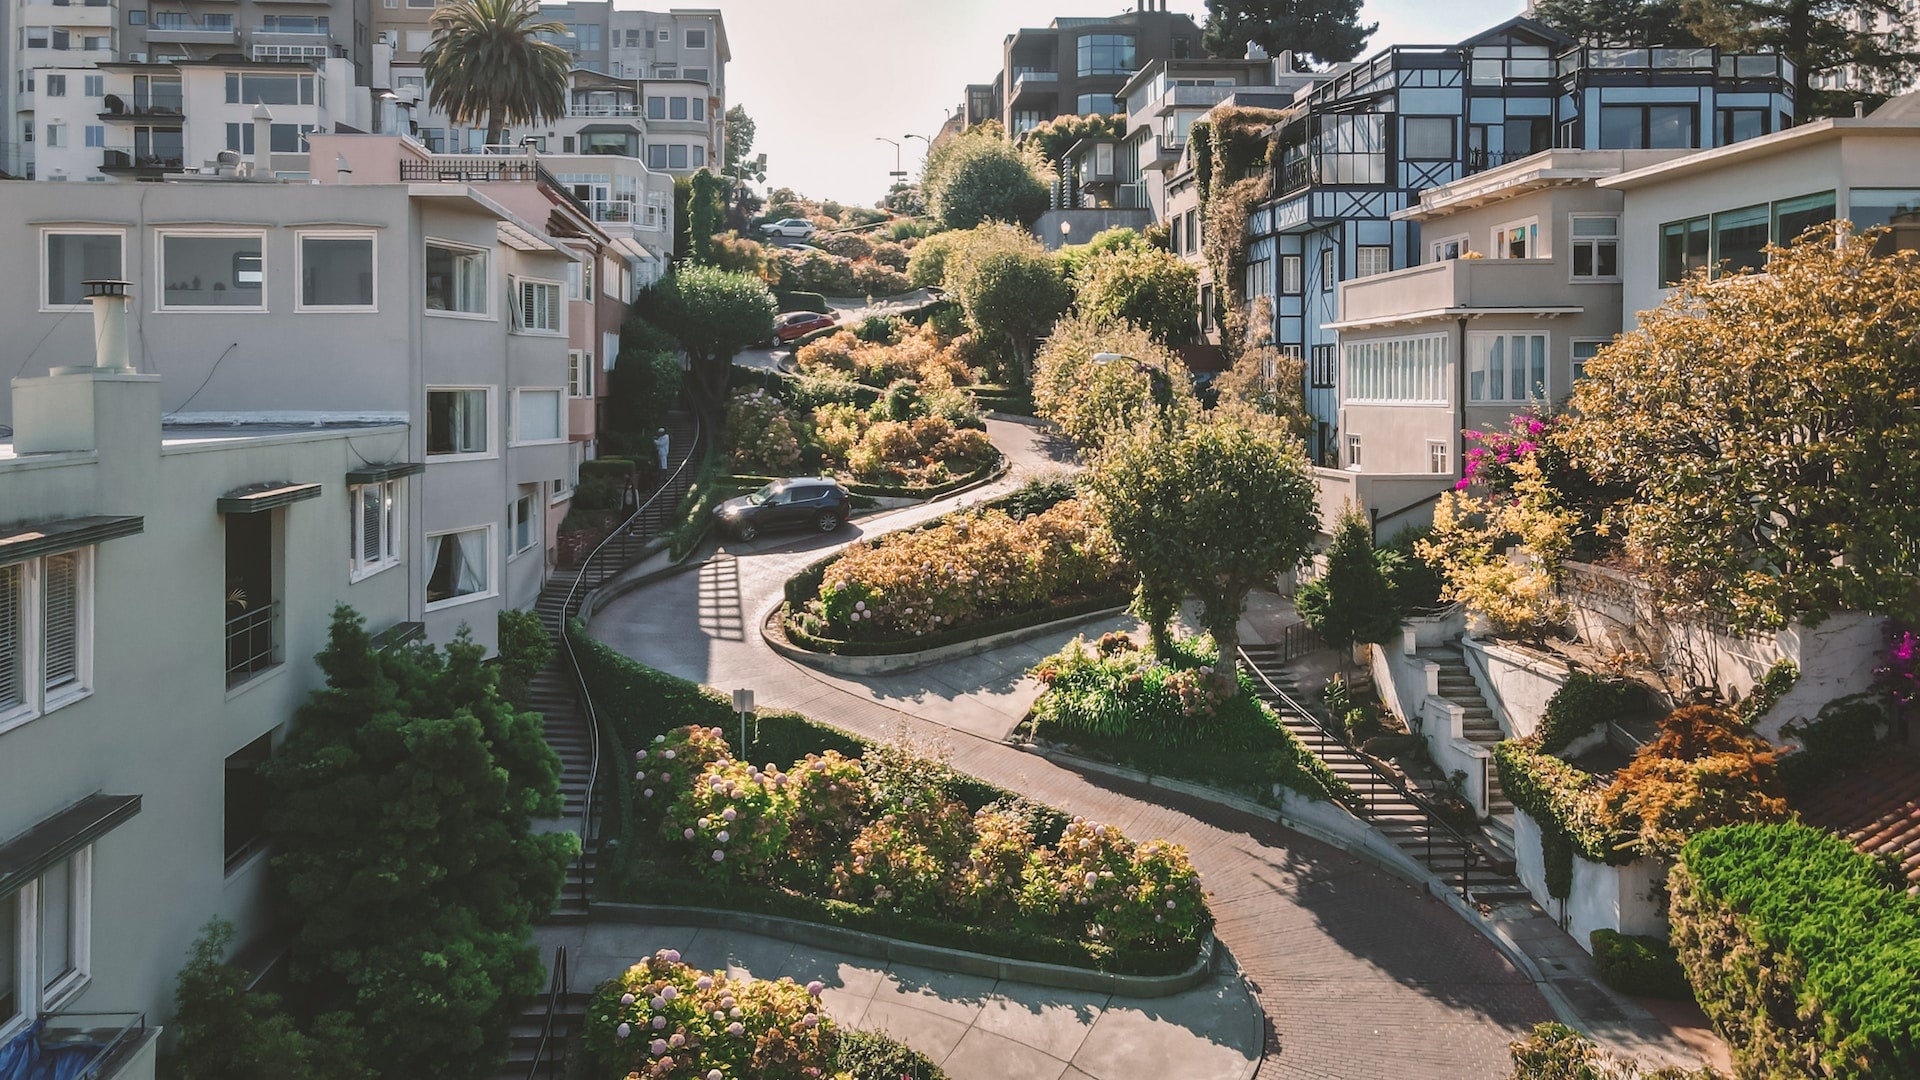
513,388 -> 564,444
510,487 -> 537,556
82,75 -> 101,97
1599,104 -> 1694,149
298,233 -> 374,310
0,550 -> 92,731
225,122 -> 303,155
1310,111 -> 1387,185
260,14 -> 328,33
669,96 -> 688,120
224,72 -> 314,105
425,242 -> 487,315
1719,107 -> 1767,144
1403,117 -> 1452,160
0,849 -> 90,1030
1569,216 -> 1618,279
1342,334 -> 1449,404
1711,203 -> 1770,275
647,95 -> 666,120
1076,93 -> 1120,115
43,124 -> 64,149
668,145 -> 688,170
568,350 -> 594,397
1281,254 -> 1302,295
1243,258 -> 1272,302
1660,215 -> 1709,284
1467,331 -> 1548,403
1356,245 -> 1391,278
42,230 -> 122,309
646,144 -> 667,169
427,388 -> 490,456
684,67 -> 708,83
426,526 -> 492,608
44,75 -> 65,98
1309,344 -> 1337,389
685,27 -> 706,48
1320,247 -> 1335,291
224,733 -> 273,872
23,28 -> 48,49
1493,219 -> 1538,259
1076,33 -> 1135,76
1346,434 -> 1362,468
1430,234 -> 1468,261
404,30 -> 431,53
1848,188 -> 1920,256
349,481 -> 400,579
514,279 -> 562,333
1428,440 -> 1450,475
1571,339 -> 1605,383
159,233 -> 265,310
691,146 -> 705,168
83,125 -> 103,148
1772,190 -> 1835,247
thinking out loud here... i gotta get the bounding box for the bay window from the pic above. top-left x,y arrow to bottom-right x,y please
425,242 -> 488,315
1343,334 -> 1449,405
426,388 -> 490,457
513,389 -> 564,444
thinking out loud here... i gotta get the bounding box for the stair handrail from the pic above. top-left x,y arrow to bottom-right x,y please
557,412 -> 703,883
1237,647 -> 1493,899
525,944 -> 568,1080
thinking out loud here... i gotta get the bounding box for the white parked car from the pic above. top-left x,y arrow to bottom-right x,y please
759,218 -> 817,239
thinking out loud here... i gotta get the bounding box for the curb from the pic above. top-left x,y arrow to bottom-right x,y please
762,603 -> 1130,675
592,902 -> 1219,998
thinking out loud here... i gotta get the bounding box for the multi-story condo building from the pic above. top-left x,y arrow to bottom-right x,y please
2,163 -> 583,649
1240,15 -> 1794,465
0,283 -> 417,1077
962,0 -> 1204,138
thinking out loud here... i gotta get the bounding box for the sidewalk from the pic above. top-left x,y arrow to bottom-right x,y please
534,921 -> 1261,1080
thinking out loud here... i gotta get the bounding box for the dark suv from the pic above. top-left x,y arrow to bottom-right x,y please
713,478 -> 853,541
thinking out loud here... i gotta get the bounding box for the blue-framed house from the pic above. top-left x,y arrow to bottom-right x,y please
1243,16 -> 1795,464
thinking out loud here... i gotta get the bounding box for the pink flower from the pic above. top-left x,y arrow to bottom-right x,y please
728,1021 -> 745,1036
616,1022 -> 632,1039
806,980 -> 824,996
620,992 -> 636,1006
651,1038 -> 668,1056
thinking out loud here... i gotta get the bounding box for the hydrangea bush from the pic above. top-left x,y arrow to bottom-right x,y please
722,390 -> 806,474
583,949 -> 836,1080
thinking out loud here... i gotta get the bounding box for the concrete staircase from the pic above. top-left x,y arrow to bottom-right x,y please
1420,646 -> 1515,823
1241,644 -> 1529,905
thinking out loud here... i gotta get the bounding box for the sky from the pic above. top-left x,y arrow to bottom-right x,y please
694,0 -> 1524,207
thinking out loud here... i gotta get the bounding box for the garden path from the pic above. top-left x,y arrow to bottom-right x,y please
532,920 -> 1262,1080
591,419 -> 1559,1079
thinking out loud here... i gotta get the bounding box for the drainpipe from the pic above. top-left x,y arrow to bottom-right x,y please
1455,316 -> 1469,482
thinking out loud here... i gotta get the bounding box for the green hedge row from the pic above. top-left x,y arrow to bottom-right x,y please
1671,822 -> 1920,1078
774,289 -> 831,314
783,591 -> 1129,657
1493,739 -> 1633,866
960,384 -> 1035,417
730,364 -> 883,411
1537,673 -> 1641,754
1590,929 -> 1691,1000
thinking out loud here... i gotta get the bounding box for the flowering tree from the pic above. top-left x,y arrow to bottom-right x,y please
1557,224 -> 1920,632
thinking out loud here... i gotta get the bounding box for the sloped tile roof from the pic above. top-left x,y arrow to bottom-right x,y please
1795,746 -> 1920,893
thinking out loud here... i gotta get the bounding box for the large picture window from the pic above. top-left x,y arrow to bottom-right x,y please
42,230 -> 122,309
427,388 -> 490,457
1711,203 -> 1770,275
1343,334 -> 1449,404
298,233 -> 374,310
426,527 -> 492,609
1467,332 -> 1548,403
1076,33 -> 1135,76
1850,188 -> 1920,256
1660,216 -> 1710,284
159,233 -> 266,310
425,242 -> 488,315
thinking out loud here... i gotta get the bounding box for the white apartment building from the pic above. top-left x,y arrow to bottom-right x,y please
1,284 -> 417,1077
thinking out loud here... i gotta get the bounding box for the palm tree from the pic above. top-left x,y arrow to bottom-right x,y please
420,0 -> 571,149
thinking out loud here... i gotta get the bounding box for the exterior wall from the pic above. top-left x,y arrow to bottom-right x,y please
1511,809 -> 1667,949
993,7 -> 1202,137
1460,636 -> 1574,743
1,368 -> 413,1042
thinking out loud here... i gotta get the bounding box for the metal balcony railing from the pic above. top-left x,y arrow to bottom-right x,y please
29,1011 -> 148,1080
225,601 -> 279,687
565,103 -> 641,117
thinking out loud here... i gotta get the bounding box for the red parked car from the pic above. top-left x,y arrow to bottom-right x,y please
770,310 -> 836,345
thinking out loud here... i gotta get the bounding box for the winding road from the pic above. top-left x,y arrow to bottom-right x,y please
589,418 -> 1551,1079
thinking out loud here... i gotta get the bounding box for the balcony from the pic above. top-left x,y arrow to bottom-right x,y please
1157,83 -> 1233,113
1332,256 -> 1585,330
14,1012 -> 157,1080
145,17 -> 238,44
580,197 -> 634,223
99,90 -> 185,123
566,103 -> 641,118
1011,68 -> 1059,103
100,146 -> 183,173
225,600 -> 279,687
22,1 -> 115,27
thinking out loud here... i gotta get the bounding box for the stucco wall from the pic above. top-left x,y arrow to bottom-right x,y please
1512,809 -> 1667,950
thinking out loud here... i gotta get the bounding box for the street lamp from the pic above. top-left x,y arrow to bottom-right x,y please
1093,351 -> 1176,427
874,136 -> 906,183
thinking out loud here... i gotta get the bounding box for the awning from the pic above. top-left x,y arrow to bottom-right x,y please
346,462 -> 425,485
614,236 -> 656,262
217,481 -> 322,514
0,515 -> 143,566
576,123 -> 641,136
0,794 -> 141,896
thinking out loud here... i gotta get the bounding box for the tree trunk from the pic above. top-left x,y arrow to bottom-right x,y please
1202,584 -> 1246,697
1135,576 -> 1181,660
486,111 -> 505,150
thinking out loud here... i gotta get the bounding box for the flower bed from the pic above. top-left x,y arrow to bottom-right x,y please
795,325 -> 972,388
583,949 -> 947,1080
787,498 -> 1126,646
1026,633 -> 1350,806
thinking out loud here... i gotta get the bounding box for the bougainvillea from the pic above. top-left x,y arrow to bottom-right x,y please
1876,624 -> 1919,707
583,950 -> 836,1080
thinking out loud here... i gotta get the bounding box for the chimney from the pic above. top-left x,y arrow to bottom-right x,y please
252,103 -> 274,172
85,280 -> 133,373
1855,99 -> 1867,117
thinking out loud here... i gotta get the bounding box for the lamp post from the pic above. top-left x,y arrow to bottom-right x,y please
875,135 -> 905,185
1093,351 -> 1176,428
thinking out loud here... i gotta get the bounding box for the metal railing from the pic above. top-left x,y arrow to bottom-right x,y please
225,601 -> 279,687
1268,621 -> 1325,666
1277,156 -> 1313,196
525,945 -> 569,1080
1239,648 -> 1494,899
37,1011 -> 147,1080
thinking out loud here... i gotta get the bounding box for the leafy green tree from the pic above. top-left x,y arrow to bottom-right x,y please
1686,0 -> 1920,112
641,266 -> 776,427
161,919 -> 369,1080
264,608 -> 573,1080
1202,0 -> 1376,68
1032,313 -> 1198,454
1297,508 -> 1403,678
420,0 -> 570,147
609,311 -> 682,438
723,105 -> 764,186
1075,245 -> 1199,345
1019,113 -> 1125,168
494,607 -> 553,710
906,231 -> 960,288
949,231 -> 1071,384
686,168 -> 727,265
1532,0 -> 1704,46
924,130 -> 1050,230
1091,420 -> 1321,682
1556,224 -> 1920,632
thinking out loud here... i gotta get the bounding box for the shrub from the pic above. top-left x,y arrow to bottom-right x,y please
722,389 -> 806,474
795,330 -> 861,377
997,472 -> 1079,520
1671,822 -> 1920,1079
495,608 -> 553,711
856,314 -> 903,343
1385,526 -> 1446,613
1735,659 -> 1798,724
1538,674 -> 1640,754
1597,706 -> 1787,859
906,232 -> 958,288
853,261 -> 914,297
1506,1021 -> 1724,1080
1590,930 -> 1692,1000
813,232 -> 874,261
1494,739 -> 1630,874
833,1029 -> 946,1080
869,240 -> 911,272
161,919 -> 359,1080
1778,694 -> 1885,795
583,950 -> 837,1080
775,289 -> 831,314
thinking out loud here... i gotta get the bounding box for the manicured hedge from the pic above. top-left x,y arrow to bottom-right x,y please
835,1029 -> 946,1080
1537,673 -> 1640,754
783,592 -> 1127,657
961,383 -> 1035,416
1493,739 -> 1633,866
775,289 -> 831,313
578,457 -> 638,483
664,446 -> 723,560
1590,929 -> 1691,1000
731,364 -> 882,410
1671,822 -> 1920,1079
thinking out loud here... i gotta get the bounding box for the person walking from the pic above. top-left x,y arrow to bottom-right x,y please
654,427 -> 671,472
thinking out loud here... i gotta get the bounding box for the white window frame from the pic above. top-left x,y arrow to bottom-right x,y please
1568,214 -> 1620,282
0,846 -> 93,1040
1466,331 -> 1550,404
1571,338 -> 1607,384
40,227 -> 124,312
1428,440 -> 1450,475
423,239 -> 491,320
424,524 -> 495,612
511,277 -> 564,335
1341,333 -> 1450,406
294,230 -> 378,313
425,386 -> 495,460
1491,217 -> 1540,260
511,387 -> 567,446
155,230 -> 268,313
348,480 -> 401,581
509,487 -> 538,558
1320,247 -> 1336,291
567,350 -> 594,398
1355,244 -> 1391,278
1346,434 -> 1362,469
1429,233 -> 1469,262
0,550 -> 95,736
1280,254 -> 1302,295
